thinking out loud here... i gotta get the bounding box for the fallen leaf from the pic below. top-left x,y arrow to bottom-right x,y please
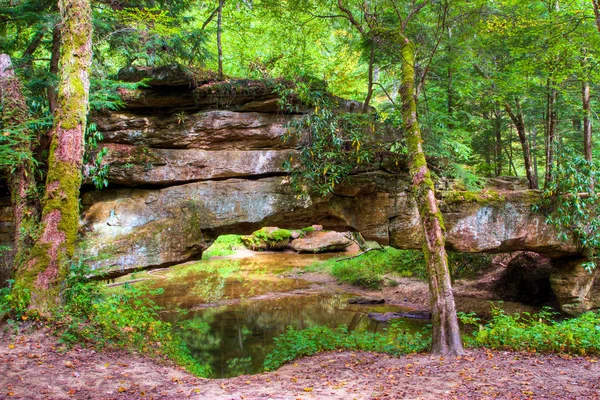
303,387 -> 313,392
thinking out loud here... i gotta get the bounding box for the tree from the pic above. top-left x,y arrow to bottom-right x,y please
335,0 -> 465,355
396,30 -> 465,356
12,0 -> 92,314
0,54 -> 39,276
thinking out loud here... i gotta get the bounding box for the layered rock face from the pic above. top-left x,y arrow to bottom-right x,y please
73,66 -> 593,314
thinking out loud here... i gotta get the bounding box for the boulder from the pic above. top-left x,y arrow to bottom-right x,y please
551,258 -> 600,315
289,231 -> 352,253
241,227 -> 292,251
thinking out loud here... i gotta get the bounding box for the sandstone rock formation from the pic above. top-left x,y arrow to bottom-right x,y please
2,66 -> 594,314
551,258 -> 600,315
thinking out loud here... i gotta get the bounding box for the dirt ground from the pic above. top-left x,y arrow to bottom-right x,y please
1,326 -> 598,400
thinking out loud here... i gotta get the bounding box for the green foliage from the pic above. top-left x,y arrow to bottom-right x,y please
309,247 -> 427,289
460,307 -> 600,355
53,261 -> 211,376
534,149 -> 600,271
263,323 -> 431,371
202,234 -> 245,259
278,76 -> 387,197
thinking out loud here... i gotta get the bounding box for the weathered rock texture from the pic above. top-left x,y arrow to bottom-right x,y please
551,258 -> 600,315
290,231 -> 352,253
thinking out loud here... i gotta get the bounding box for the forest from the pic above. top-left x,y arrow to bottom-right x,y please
1,0 -> 600,398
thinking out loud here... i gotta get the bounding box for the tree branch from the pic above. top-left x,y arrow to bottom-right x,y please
337,0 -> 364,34
201,6 -> 219,30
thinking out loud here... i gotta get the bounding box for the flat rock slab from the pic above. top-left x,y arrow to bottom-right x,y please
290,231 -> 352,253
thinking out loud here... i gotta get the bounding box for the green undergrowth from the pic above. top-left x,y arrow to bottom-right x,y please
459,307 -> 600,355
52,262 -> 211,376
203,234 -> 245,259
306,247 -> 426,289
264,308 -> 600,371
307,247 -> 492,289
263,322 -> 431,371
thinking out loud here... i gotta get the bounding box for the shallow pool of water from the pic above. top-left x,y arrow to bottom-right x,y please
159,292 -> 428,378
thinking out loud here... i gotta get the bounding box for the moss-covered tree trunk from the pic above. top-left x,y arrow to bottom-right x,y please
398,35 -> 465,356
13,0 -> 92,314
0,54 -> 39,278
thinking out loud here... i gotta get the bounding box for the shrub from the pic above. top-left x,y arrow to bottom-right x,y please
263,323 -> 431,371
203,234 -> 245,259
459,307 -> 600,355
54,261 -> 211,376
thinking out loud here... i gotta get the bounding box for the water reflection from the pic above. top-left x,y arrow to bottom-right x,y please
160,293 -> 428,378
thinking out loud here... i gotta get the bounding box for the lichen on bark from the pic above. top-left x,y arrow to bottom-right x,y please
12,0 -> 92,314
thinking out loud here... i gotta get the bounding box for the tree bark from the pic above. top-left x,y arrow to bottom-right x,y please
583,80 -> 592,162
217,0 -> 224,80
363,46 -> 375,112
494,109 -> 502,176
504,100 -> 538,189
593,0 -> 600,33
544,80 -> 557,187
48,24 -> 61,116
399,34 -> 464,356
0,55 -> 40,277
13,0 -> 92,314
19,27 -> 47,68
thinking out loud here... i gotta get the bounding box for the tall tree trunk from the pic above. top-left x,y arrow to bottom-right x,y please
593,0 -> 600,33
48,24 -> 61,115
217,0 -> 224,80
0,55 -> 40,278
363,46 -> 375,112
494,109 -> 502,176
399,35 -> 464,356
504,100 -> 538,189
544,80 -> 557,187
19,27 -> 47,69
583,80 -> 592,161
532,127 -> 539,182
13,0 -> 92,314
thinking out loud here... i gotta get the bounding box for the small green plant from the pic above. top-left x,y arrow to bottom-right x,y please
263,322 -> 430,371
459,307 -> 600,355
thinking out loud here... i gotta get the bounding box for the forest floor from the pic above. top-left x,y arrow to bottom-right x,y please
1,326 -> 599,400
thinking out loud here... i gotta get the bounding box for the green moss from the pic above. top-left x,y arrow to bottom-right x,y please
443,189 -> 506,206
241,227 -> 293,251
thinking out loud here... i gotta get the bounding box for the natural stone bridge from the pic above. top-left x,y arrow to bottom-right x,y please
1,66 -> 597,315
